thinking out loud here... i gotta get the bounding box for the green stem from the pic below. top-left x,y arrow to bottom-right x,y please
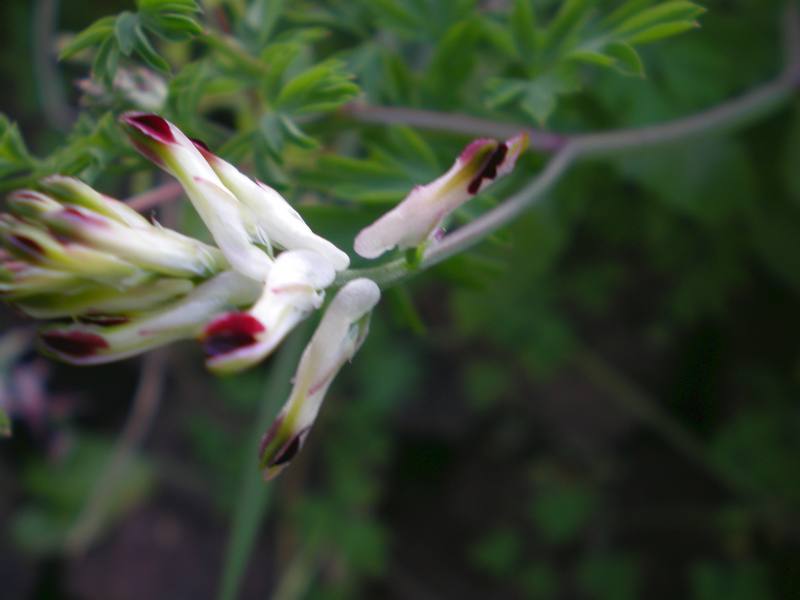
217,327 -> 307,600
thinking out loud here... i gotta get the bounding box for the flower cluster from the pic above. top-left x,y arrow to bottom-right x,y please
0,112 -> 524,477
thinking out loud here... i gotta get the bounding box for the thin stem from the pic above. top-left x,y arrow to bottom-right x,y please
126,181 -> 184,212
342,103 -> 567,152
340,66 -> 800,288
571,73 -> 796,156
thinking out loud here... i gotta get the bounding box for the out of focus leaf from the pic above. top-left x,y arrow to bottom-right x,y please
530,481 -> 598,545
12,435 -> 153,554
690,561 -> 776,600
0,115 -> 36,180
469,528 -> 523,578
576,554 -> 640,600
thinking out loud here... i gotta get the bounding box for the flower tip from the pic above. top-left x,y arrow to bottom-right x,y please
259,421 -> 310,481
335,278 -> 381,317
189,137 -> 213,158
353,227 -> 389,259
40,330 -> 109,360
119,112 -> 176,145
201,311 -> 265,359
459,138 -> 496,164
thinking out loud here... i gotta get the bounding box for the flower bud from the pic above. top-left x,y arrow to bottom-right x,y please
120,112 -> 273,281
40,202 -> 225,278
354,133 -> 528,259
259,278 -> 380,480
39,271 -> 261,365
16,278 -> 193,320
0,215 -> 145,285
192,141 -> 350,270
40,175 -> 150,228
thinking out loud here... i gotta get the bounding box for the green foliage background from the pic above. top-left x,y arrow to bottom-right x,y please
1,0 -> 799,599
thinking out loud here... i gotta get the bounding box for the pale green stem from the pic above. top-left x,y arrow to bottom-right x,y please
217,327 -> 308,600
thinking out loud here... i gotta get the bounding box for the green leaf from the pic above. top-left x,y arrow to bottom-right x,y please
136,0 -> 202,43
114,12 -> 139,56
424,18 -> 481,107
132,25 -> 170,72
59,16 -> 116,60
606,42 -> 644,76
544,0 -> 588,49
137,0 -> 202,14
275,59 -> 359,114
510,0 -> 539,59
150,13 -> 204,40
278,114 -> 319,150
92,36 -> 120,88
259,112 -> 285,160
259,42 -> 303,101
245,0 -> 285,47
612,2 -> 705,36
602,0 -> 651,28
569,49 -> 617,67
0,115 -> 36,179
624,20 -> 699,45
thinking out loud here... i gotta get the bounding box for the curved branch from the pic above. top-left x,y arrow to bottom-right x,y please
337,39 -> 800,287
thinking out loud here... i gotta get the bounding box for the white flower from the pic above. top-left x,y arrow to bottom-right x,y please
354,133 -> 528,259
201,249 -> 336,374
258,278 -> 381,480
120,112 -> 273,281
192,140 -> 350,270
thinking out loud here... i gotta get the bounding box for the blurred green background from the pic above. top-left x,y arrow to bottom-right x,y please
1,0 -> 800,599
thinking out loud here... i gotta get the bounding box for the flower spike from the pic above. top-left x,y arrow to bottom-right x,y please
202,249 -> 336,375
259,278 -> 381,480
354,133 -> 528,259
120,112 -> 273,281
38,271 -> 261,365
192,141 -> 350,270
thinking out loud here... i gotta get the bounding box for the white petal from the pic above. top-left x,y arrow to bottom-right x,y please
196,145 -> 350,270
354,133 -> 528,259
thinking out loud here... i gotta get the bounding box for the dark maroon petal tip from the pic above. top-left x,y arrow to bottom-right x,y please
120,113 -> 176,145
190,137 -> 211,155
41,330 -> 109,358
467,142 -> 508,195
202,312 -> 265,358
61,207 -> 107,228
270,428 -> 310,467
8,235 -> 44,256
260,423 -> 310,470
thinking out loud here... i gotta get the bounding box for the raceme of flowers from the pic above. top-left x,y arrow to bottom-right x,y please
0,113 -> 525,477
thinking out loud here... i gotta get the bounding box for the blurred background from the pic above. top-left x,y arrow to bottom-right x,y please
1,0 -> 800,598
